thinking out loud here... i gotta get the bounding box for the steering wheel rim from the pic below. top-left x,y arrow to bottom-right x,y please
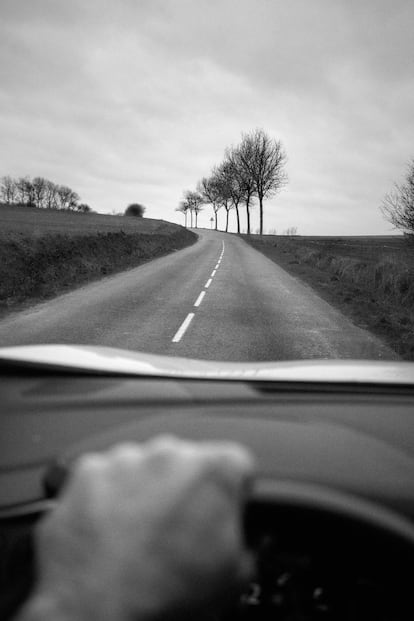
41,451 -> 414,553
249,477 -> 414,548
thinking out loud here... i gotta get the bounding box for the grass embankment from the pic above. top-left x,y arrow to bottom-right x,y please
0,205 -> 197,314
245,234 -> 414,360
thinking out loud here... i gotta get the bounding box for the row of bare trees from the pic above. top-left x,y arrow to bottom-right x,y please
176,129 -> 287,235
0,175 -> 91,212
176,190 -> 204,228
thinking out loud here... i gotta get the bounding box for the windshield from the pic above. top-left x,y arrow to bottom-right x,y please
0,0 -> 413,364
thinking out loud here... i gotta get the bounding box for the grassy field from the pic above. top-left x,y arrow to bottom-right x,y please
0,204 -> 179,237
0,205 -> 197,314
245,234 -> 414,360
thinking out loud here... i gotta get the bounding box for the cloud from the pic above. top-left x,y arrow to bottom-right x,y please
0,0 -> 412,233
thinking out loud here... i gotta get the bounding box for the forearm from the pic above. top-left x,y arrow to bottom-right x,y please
17,589 -> 173,621
17,592 -> 66,621
17,592 -> 111,621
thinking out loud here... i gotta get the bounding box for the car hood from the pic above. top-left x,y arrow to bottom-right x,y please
0,344 -> 414,385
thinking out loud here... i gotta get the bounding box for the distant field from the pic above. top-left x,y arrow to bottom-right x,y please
245,234 -> 414,360
0,204 -> 179,237
0,205 -> 197,314
274,235 -> 414,267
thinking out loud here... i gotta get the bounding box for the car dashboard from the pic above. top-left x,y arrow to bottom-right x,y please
2,368 -> 414,620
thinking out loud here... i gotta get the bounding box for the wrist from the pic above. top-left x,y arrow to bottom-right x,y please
16,587 -> 156,621
17,591 -> 70,621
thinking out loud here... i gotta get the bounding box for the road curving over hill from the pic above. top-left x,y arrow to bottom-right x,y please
0,229 -> 398,361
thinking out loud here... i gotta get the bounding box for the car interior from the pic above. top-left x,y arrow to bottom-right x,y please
2,358 -> 414,620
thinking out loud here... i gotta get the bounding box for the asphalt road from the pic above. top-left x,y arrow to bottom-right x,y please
0,230 -> 397,361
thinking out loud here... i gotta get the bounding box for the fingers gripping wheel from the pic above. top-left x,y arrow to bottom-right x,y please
43,459 -> 414,549
40,434 -> 414,621
42,459 -> 414,620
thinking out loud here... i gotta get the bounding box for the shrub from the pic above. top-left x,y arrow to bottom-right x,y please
76,203 -> 92,213
125,203 -> 146,217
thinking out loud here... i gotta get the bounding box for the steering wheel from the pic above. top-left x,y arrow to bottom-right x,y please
40,435 -> 414,621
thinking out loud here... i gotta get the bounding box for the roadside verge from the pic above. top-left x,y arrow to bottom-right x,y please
244,235 -> 414,360
1,223 -> 197,315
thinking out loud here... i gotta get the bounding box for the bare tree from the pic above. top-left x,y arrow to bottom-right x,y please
15,176 -> 34,206
32,176 -> 47,208
226,145 -> 256,235
381,158 -> 414,234
0,175 -> 17,204
175,200 -> 190,227
0,174 -> 87,212
57,185 -> 80,210
44,179 -> 59,209
193,204 -> 203,228
198,176 -> 221,230
283,226 -> 298,236
238,128 -> 287,235
211,165 -> 234,233
218,158 -> 244,234
180,192 -> 194,227
183,190 -> 203,228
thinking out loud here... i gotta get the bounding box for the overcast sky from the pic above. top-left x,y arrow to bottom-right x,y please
1,0 -> 413,234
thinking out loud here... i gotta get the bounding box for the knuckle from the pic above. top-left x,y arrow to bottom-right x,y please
107,442 -> 142,463
147,434 -> 183,453
73,452 -> 106,486
206,443 -> 255,478
145,435 -> 188,462
142,435 -> 197,473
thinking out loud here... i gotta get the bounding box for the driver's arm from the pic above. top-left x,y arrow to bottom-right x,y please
17,437 -> 255,621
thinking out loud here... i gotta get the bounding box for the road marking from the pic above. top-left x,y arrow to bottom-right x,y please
172,313 -> 195,343
194,291 -> 205,307
172,240 -> 225,344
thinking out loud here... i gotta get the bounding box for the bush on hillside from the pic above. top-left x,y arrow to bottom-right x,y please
125,203 -> 146,217
76,203 -> 92,213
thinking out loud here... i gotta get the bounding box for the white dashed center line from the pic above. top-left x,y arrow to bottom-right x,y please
172,240 -> 225,343
194,291 -> 205,307
172,313 -> 195,343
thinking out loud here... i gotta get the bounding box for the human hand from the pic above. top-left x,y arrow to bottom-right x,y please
21,437 -> 255,621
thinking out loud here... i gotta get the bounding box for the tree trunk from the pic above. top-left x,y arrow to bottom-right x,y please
214,210 -> 218,230
245,197 -> 251,235
195,212 -> 198,228
184,212 -> 187,228
235,204 -> 240,234
259,196 -> 264,235
225,208 -> 229,232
